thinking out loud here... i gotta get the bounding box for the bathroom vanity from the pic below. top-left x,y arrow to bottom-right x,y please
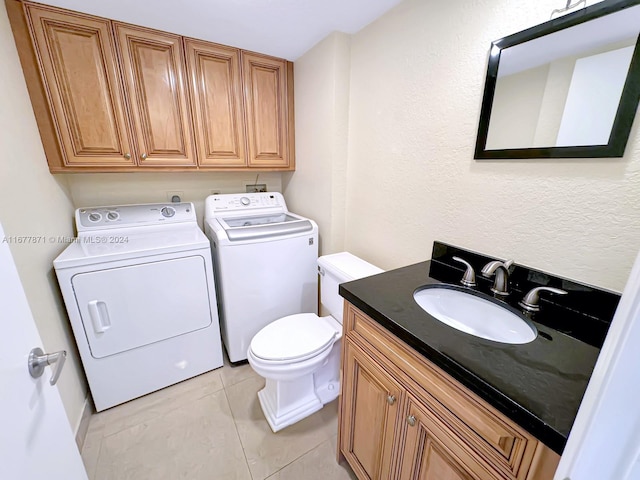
336,243 -> 619,480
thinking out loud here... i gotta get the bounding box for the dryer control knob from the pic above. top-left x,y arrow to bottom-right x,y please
88,212 -> 102,223
240,197 -> 250,206
106,211 -> 119,221
161,206 -> 176,218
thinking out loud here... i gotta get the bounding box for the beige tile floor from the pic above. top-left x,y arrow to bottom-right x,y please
81,355 -> 357,480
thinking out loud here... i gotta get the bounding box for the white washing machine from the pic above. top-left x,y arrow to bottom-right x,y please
54,203 -> 223,411
204,192 -> 318,363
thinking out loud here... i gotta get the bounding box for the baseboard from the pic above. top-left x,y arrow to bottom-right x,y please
75,396 -> 93,451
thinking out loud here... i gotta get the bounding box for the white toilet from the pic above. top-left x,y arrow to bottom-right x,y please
247,252 -> 383,432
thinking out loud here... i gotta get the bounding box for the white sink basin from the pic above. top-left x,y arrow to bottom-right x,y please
413,287 -> 537,344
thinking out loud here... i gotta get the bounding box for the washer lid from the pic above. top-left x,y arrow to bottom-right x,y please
217,213 -> 313,241
250,314 -> 338,362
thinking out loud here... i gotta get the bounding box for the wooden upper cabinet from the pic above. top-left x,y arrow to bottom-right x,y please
24,4 -> 135,167
114,24 -> 196,167
242,53 -> 293,168
9,2 -> 295,172
185,39 -> 246,167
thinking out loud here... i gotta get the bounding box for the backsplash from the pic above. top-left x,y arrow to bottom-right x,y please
430,241 -> 620,348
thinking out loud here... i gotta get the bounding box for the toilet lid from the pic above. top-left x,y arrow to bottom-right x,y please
250,313 -> 338,362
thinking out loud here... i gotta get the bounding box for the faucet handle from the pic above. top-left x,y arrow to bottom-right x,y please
452,256 -> 476,287
519,286 -> 567,312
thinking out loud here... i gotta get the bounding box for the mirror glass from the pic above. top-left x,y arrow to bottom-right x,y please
476,1 -> 640,159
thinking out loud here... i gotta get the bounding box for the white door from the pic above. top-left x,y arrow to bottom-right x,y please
554,250 -> 640,480
0,223 -> 87,480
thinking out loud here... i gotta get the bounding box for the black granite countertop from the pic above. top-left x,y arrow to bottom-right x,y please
339,255 -> 615,455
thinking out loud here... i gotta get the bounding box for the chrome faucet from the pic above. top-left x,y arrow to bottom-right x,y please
519,286 -> 567,312
481,259 -> 514,297
452,256 -> 476,287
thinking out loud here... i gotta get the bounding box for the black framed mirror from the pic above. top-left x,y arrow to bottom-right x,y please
475,0 -> 640,159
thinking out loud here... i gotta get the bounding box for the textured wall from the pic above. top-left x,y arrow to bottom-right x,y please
0,2 -> 87,430
283,32 -> 351,254
65,172 -> 283,229
344,0 -> 639,292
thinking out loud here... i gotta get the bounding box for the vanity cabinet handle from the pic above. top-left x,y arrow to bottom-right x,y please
387,395 -> 396,405
140,153 -> 148,160
407,415 -> 416,427
123,153 -> 131,160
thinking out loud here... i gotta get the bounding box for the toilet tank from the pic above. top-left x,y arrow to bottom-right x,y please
317,252 -> 383,324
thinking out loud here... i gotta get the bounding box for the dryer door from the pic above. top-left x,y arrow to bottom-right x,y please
72,256 -> 213,358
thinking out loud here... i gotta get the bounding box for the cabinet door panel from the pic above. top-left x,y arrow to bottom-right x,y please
341,340 -> 401,480
185,40 -> 246,167
25,5 -> 134,166
242,53 -> 290,168
399,396 -> 504,480
115,24 -> 195,166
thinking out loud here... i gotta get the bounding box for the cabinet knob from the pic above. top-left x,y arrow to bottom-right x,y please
140,153 -> 148,160
407,415 -> 416,427
387,395 -> 396,405
123,153 -> 131,160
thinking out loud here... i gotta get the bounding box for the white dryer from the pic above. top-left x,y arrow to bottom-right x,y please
54,203 -> 223,411
204,193 -> 318,363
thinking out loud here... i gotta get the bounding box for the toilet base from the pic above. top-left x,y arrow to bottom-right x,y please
258,377 -> 324,432
251,336 -> 343,432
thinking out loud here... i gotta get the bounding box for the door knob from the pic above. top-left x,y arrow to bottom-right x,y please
387,395 -> 396,405
28,347 -> 67,386
407,415 -> 416,427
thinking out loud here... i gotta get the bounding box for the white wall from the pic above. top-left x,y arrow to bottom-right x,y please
289,0 -> 639,292
0,2 -> 87,430
283,32 -> 351,254
345,0 -> 640,292
64,172 -> 282,229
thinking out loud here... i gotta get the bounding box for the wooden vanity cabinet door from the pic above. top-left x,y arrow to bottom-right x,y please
399,396 -> 505,480
184,39 -> 246,167
24,4 -> 135,167
341,339 -> 402,480
241,52 -> 293,169
114,24 -> 196,167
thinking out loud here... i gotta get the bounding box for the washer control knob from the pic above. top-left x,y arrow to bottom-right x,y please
88,212 -> 102,223
161,206 -> 176,218
240,197 -> 250,206
106,211 -> 119,221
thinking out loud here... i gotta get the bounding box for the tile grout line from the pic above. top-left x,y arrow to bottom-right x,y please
262,438 -> 334,480
83,420 -> 106,480
221,385 -> 255,480
98,372 -> 227,439
224,373 -> 340,479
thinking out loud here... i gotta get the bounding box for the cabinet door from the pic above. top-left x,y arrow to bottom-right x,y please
114,24 -> 195,166
242,53 -> 291,168
341,340 -> 402,480
399,396 -> 504,480
185,39 -> 246,167
24,4 -> 135,166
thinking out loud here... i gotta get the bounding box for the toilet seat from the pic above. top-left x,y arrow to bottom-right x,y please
250,313 -> 338,363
